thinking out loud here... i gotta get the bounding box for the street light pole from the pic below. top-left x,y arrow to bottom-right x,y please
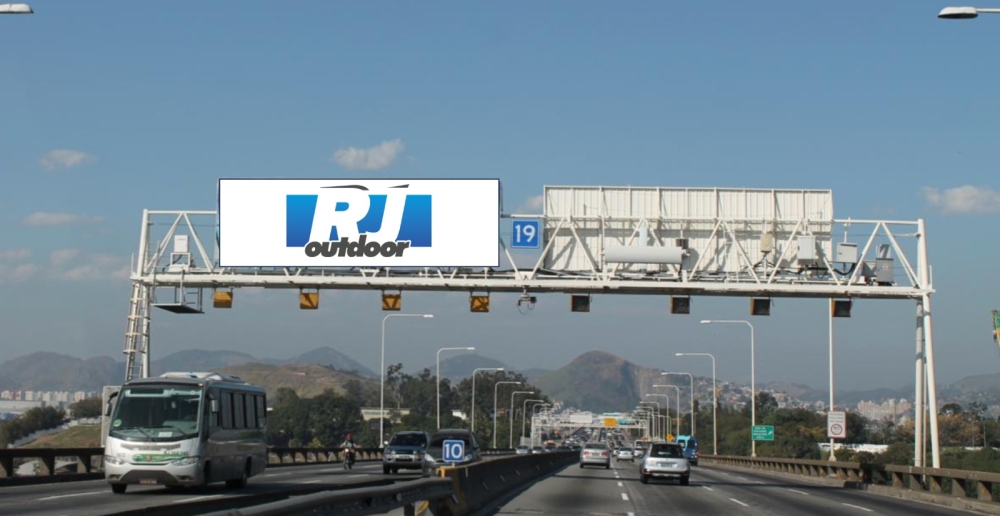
509,391 -> 534,448
640,400 -> 660,438
646,393 -> 672,439
380,313 -> 434,446
676,352 -> 717,456
523,399 -> 545,445
471,367 -> 504,433
701,319 -> 756,457
493,381 -> 522,448
436,346 -> 475,429
653,384 -> 682,437
531,403 -> 551,446
662,372 -> 695,436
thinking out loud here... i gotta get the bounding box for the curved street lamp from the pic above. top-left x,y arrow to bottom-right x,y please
939,6 -> 1000,18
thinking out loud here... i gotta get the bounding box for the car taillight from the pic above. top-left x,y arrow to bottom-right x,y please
601,451 -> 608,457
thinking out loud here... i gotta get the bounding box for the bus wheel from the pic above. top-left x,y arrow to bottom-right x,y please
226,460 -> 249,489
111,484 -> 127,494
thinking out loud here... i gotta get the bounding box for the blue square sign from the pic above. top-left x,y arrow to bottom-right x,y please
442,439 -> 465,463
511,220 -> 540,249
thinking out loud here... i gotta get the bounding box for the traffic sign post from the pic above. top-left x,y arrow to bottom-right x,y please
751,425 -> 774,441
511,220 -> 540,249
827,411 -> 846,439
442,439 -> 465,463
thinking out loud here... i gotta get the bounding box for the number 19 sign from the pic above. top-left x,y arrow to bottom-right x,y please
511,219 -> 540,249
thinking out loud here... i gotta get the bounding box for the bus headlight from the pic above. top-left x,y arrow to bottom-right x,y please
172,456 -> 200,466
104,455 -> 125,466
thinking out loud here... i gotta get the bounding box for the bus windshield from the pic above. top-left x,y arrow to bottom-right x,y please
110,385 -> 203,442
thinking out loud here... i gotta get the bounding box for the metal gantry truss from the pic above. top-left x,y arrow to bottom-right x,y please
120,185 -> 940,468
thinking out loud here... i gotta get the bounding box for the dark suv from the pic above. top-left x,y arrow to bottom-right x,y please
382,430 -> 430,474
421,428 -> 482,476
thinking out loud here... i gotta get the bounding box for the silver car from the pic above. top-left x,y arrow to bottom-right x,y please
579,442 -> 611,469
640,443 -> 690,485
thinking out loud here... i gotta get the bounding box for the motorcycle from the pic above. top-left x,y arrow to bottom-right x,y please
343,447 -> 356,470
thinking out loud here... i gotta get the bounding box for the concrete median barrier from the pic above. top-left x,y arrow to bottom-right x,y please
428,450 -> 578,516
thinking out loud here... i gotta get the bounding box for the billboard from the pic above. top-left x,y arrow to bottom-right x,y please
218,179 -> 500,268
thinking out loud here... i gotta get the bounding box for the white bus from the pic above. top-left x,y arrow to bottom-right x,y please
103,372 -> 268,494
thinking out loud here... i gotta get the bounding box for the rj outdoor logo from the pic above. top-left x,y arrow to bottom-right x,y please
285,184 -> 432,259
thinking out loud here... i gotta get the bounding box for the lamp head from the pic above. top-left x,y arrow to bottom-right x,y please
0,3 -> 33,14
675,353 -> 685,356
423,314 -> 434,318
700,320 -> 712,324
466,347 -> 475,350
939,6 -> 978,18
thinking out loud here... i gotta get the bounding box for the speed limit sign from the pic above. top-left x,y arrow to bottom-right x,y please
827,411 -> 846,439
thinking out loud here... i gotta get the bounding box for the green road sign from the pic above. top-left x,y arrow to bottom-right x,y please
752,425 -> 774,441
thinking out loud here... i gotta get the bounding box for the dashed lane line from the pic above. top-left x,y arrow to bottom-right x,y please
36,491 -> 103,501
173,495 -> 222,503
842,503 -> 873,512
621,493 -> 629,501
730,498 -> 749,507
787,488 -> 810,496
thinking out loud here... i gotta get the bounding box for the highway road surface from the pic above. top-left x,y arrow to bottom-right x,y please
0,461 -> 412,516
487,459 -> 976,516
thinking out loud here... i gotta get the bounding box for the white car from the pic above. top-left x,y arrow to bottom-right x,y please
615,448 -> 634,462
579,443 -> 611,469
640,443 -> 690,485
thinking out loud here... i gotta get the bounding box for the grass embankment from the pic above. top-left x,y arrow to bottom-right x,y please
22,425 -> 102,448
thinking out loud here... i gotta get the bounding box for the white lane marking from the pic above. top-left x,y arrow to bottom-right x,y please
617,481 -> 623,487
787,488 -> 809,496
701,486 -> 714,491
263,472 -> 291,477
621,493 -> 629,501
303,479 -> 321,484
36,491 -> 103,501
842,503 -> 873,512
627,513 -> 635,516
174,495 -> 222,503
735,476 -> 749,481
349,474 -> 367,477
730,498 -> 749,507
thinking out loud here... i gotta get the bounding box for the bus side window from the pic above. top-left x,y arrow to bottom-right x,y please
221,391 -> 233,429
234,393 -> 246,429
244,394 -> 256,429
255,395 -> 266,428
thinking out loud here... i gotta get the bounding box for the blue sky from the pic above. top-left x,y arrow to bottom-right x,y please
1,1 -> 999,394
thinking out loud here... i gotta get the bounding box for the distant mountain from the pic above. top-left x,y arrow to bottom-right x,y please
763,382 -> 826,403
0,352 -> 120,392
279,347 -> 375,376
531,351 -> 668,413
425,354 -> 510,380
218,363 -> 379,400
521,368 -> 550,382
152,350 -> 260,376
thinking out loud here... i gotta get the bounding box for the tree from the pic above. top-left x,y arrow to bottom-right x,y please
68,397 -> 102,419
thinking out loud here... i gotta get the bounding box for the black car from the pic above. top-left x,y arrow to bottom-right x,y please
383,430 -> 429,474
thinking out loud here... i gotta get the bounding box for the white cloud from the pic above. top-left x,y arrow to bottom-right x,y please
50,249 -> 80,266
0,263 -> 39,285
332,139 -> 405,171
516,195 -> 544,213
920,185 -> 1000,215
22,212 -> 105,227
0,248 -> 32,261
50,253 -> 131,282
40,149 -> 96,171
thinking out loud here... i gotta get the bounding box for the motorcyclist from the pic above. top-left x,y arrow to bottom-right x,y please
341,433 -> 357,466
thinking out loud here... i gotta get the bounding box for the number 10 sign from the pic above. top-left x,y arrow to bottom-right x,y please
511,220 -> 540,249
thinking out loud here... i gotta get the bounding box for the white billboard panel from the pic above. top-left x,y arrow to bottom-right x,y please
540,186 -> 834,274
218,178 -> 500,268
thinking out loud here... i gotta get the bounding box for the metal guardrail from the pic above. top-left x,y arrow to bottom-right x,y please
0,446 -> 517,487
703,454 -> 1000,510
